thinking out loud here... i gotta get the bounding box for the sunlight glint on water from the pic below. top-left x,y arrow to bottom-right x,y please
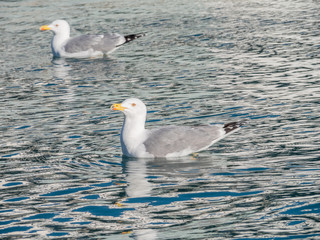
0,0 -> 319,239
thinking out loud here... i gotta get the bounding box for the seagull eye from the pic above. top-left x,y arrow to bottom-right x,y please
131,103 -> 136,107
55,24 -> 59,27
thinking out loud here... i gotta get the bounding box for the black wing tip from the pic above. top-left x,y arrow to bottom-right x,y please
223,119 -> 249,134
124,33 -> 146,43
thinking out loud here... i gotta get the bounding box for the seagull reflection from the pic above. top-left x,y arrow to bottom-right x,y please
125,158 -> 153,197
121,155 -> 226,240
123,156 -> 211,198
52,58 -> 72,80
122,157 -> 157,239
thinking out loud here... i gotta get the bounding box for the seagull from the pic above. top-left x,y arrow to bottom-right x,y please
40,19 -> 144,58
111,98 -> 248,158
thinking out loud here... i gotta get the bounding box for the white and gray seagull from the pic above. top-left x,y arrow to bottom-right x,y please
40,19 -> 144,58
111,98 -> 248,159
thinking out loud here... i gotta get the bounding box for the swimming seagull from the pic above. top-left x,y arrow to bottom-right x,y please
111,98 -> 248,158
40,19 -> 145,58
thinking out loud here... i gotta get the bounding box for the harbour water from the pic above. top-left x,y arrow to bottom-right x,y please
1,0 -> 319,239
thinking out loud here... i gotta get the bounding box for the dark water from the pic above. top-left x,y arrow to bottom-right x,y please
1,0 -> 320,239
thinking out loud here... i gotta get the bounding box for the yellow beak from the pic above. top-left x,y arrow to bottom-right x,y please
111,103 -> 127,111
40,25 -> 51,31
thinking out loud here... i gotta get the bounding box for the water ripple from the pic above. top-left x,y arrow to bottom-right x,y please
1,0 -> 320,239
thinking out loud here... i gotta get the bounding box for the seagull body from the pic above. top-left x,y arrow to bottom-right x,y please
112,98 -> 247,159
40,20 -> 144,58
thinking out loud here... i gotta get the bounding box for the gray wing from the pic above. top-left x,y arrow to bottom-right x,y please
143,125 -> 224,157
64,33 -> 125,53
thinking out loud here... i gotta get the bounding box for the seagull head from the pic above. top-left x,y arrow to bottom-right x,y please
111,98 -> 147,120
40,19 -> 70,36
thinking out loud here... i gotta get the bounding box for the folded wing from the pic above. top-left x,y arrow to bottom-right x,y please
64,33 -> 125,53
143,125 -> 224,157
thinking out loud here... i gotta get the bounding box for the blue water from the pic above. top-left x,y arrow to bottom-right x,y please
1,0 -> 320,239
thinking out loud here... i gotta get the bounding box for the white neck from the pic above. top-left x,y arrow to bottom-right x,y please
51,29 -> 70,57
120,114 -> 147,156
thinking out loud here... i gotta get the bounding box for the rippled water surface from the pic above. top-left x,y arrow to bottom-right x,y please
1,0 -> 320,239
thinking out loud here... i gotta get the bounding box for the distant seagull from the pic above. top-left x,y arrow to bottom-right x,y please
111,98 -> 248,158
40,19 -> 144,58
